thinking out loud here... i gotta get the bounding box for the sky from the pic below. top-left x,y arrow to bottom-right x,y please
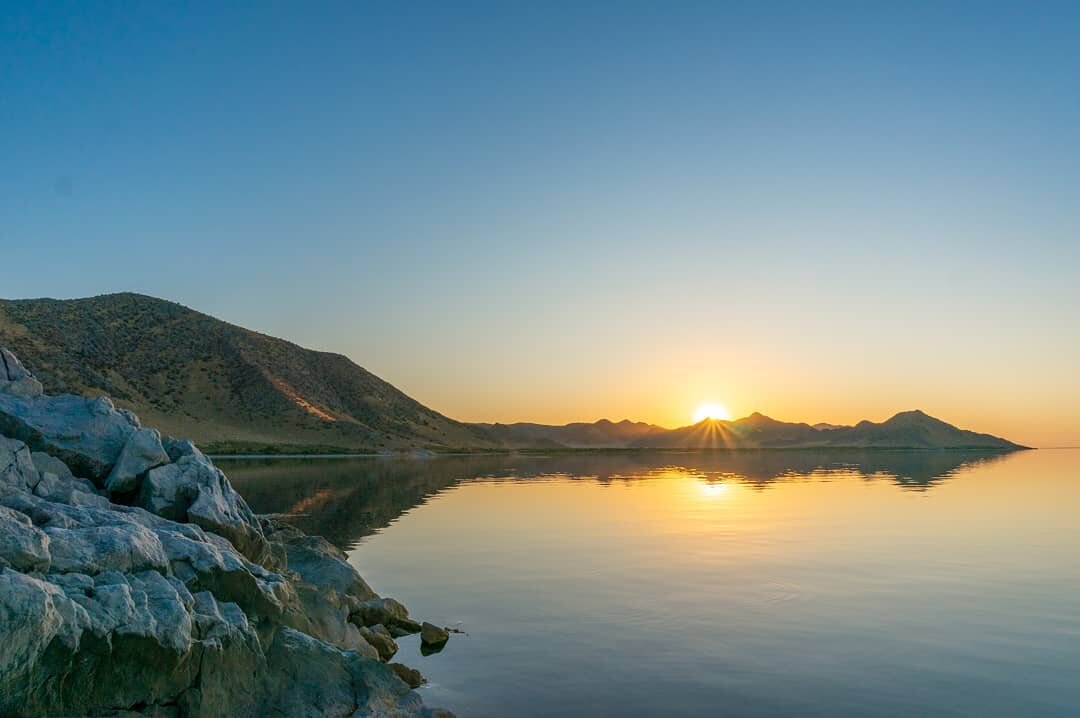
2,2 -> 1079,447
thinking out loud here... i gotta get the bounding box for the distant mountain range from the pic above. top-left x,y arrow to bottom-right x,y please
477,411 -> 1025,451
0,293 -> 1027,453
475,419 -> 668,449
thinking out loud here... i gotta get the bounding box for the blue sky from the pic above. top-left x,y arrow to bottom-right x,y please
2,2 -> 1078,444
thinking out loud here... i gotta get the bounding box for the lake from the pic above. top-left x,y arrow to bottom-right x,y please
220,449 -> 1080,717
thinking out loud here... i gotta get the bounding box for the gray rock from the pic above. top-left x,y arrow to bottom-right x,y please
0,393 -> 139,481
162,435 -> 205,463
0,505 -> 51,571
33,471 -> 110,508
0,347 -> 448,717
359,623 -> 399,661
351,596 -> 413,628
0,349 -> 29,380
420,621 -> 450,646
1,435 -> 40,492
31,451 -> 75,478
262,628 -> 429,717
138,454 -> 272,565
0,349 -> 43,398
389,662 -> 426,689
284,533 -> 376,601
105,427 -> 170,494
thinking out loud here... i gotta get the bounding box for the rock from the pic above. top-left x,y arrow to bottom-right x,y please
0,393 -> 139,481
272,530 -> 383,654
162,435 -> 205,463
262,628 -> 428,717
389,662 -> 426,689
350,596 -> 422,635
33,471 -> 110,508
105,427 -> 170,494
353,596 -> 410,625
359,623 -> 399,661
0,348 -> 43,398
138,454 -> 272,565
31,451 -> 75,478
283,533 -> 376,601
420,621 -> 450,646
0,349 -> 29,380
0,505 -> 51,571
1,435 -> 40,492
0,347 -> 448,717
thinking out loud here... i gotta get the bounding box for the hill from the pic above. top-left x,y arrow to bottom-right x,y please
478,411 -> 1025,451
627,410 -> 1024,450
0,293 -> 496,453
475,418 -> 668,448
0,293 -> 1026,454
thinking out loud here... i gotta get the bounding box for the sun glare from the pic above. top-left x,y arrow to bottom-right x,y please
698,481 -> 729,498
693,403 -> 732,423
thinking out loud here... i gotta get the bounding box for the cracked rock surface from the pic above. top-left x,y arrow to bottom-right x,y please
0,349 -> 448,717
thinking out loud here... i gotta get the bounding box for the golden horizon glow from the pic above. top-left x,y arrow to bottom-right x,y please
693,403 -> 732,423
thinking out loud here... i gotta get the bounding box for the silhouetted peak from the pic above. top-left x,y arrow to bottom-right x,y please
884,409 -> 946,426
736,412 -> 779,427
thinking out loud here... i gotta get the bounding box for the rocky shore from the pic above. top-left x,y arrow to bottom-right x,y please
0,348 -> 453,717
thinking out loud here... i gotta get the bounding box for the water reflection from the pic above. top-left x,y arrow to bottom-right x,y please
220,449 -> 1019,550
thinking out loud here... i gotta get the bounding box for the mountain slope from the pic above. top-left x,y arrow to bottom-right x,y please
631,410 -> 1024,450
476,419 -> 668,448
0,293 -> 1026,453
0,293 -> 496,452
477,412 -> 1024,451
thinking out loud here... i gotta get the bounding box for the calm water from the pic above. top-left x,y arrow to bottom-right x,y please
221,449 -> 1080,717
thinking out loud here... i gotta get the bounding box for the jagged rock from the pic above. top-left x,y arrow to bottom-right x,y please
283,533 -> 376,601
261,628 -> 434,717
31,450 -> 74,478
162,435 -> 205,463
105,427 -> 170,494
389,662 -> 426,689
0,348 -> 43,398
271,530 -> 381,655
138,454 -> 272,566
351,597 -> 414,629
0,435 -> 39,492
0,505 -> 51,571
33,470 -> 109,508
0,393 -> 139,481
420,621 -> 450,646
360,623 -> 399,661
0,347 -> 449,717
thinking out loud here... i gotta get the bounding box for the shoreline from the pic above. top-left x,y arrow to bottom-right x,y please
210,445 -> 1036,461
0,347 -> 455,717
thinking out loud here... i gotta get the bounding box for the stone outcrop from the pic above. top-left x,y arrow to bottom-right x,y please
0,348 -> 43,398
420,621 -> 451,647
0,348 -> 450,717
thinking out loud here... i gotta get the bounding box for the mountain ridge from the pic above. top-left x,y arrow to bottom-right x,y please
481,410 -> 1026,451
0,293 -> 496,453
0,293 -> 1027,453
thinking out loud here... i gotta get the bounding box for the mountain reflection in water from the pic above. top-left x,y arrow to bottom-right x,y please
220,450 -> 1016,551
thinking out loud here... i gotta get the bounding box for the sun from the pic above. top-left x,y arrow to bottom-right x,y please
693,403 -> 732,423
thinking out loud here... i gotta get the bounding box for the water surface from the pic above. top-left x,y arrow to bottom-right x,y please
222,449 -> 1080,717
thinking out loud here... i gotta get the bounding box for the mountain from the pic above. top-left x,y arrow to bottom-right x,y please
0,293 -> 1026,454
628,410 -> 1024,450
0,293 -> 496,453
477,411 -> 1025,451
475,418 -> 667,448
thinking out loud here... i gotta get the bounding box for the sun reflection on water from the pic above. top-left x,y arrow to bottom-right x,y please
697,480 -> 730,498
